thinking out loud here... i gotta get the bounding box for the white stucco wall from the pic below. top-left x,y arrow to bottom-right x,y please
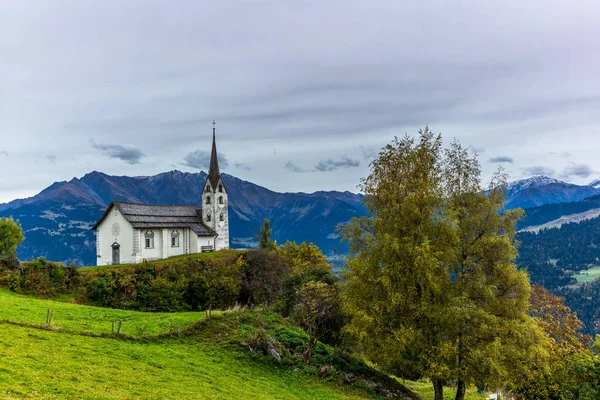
201,178 -> 230,251
138,228 -> 163,261
96,207 -> 218,265
196,235 -> 216,252
96,206 -> 136,266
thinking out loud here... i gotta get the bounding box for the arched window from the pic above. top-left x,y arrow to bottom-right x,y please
218,184 -> 223,193
206,213 -> 211,222
219,213 -> 224,221
205,186 -> 211,193
206,197 -> 211,204
219,196 -> 223,204
144,231 -> 155,249
171,230 -> 180,247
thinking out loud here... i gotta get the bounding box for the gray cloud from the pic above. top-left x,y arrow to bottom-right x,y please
284,161 -> 306,173
181,150 -> 229,170
235,162 -> 251,171
549,152 -> 571,158
561,162 -> 596,178
0,151 -> 8,158
468,146 -> 485,155
315,156 -> 360,172
45,155 -> 57,165
523,166 -> 555,177
90,140 -> 145,165
489,156 -> 514,164
2,1 -> 600,202
359,146 -> 376,161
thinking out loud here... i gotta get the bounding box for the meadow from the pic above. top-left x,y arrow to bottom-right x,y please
572,266 -> 600,283
0,287 -> 489,399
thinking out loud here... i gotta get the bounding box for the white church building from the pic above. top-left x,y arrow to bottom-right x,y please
93,123 -> 229,266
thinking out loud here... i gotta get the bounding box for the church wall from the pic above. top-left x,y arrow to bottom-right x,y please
196,235 -> 216,252
166,228 -> 186,258
139,228 -> 163,261
96,206 -> 135,266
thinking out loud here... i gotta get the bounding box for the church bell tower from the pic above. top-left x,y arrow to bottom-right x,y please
201,121 -> 229,250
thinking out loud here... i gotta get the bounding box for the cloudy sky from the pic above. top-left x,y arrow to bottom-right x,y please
1,0 -> 600,203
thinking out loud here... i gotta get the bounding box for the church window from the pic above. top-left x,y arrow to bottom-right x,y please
205,186 -> 211,193
219,213 -> 224,221
219,185 -> 223,193
171,230 -> 180,247
144,231 -> 155,249
206,197 -> 211,205
219,196 -> 223,204
206,213 -> 211,222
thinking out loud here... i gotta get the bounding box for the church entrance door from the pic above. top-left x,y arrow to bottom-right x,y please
112,242 -> 121,265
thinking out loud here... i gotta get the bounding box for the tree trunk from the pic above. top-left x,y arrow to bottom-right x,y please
432,379 -> 444,400
304,336 -> 315,364
454,380 -> 466,400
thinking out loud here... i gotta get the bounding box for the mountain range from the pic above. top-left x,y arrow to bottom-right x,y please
0,171 -> 366,265
2,172 -> 600,266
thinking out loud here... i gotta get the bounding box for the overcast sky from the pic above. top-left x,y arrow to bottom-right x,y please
1,0 -> 600,203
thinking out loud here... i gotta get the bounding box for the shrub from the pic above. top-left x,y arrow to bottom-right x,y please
88,277 -> 113,307
242,250 -> 290,306
7,271 -> 21,292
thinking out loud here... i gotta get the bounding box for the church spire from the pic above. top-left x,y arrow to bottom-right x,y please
207,120 -> 221,189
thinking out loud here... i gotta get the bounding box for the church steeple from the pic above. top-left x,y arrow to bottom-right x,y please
207,120 -> 221,190
201,120 -> 229,251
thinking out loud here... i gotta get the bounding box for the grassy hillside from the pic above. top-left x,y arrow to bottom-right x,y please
0,289 -> 205,337
0,288 -> 377,399
0,287 -> 490,399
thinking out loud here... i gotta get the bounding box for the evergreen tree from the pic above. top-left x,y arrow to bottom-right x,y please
258,219 -> 276,250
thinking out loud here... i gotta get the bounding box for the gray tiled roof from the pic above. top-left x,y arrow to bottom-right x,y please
93,202 -> 216,236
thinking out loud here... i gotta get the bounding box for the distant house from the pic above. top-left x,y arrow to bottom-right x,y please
92,123 -> 229,265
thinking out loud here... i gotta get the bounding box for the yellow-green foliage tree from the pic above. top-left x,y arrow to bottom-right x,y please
0,217 -> 24,268
293,281 -> 343,363
278,241 -> 331,275
341,128 -> 542,400
509,285 -> 593,399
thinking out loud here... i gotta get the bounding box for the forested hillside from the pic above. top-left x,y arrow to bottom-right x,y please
517,215 -> 600,334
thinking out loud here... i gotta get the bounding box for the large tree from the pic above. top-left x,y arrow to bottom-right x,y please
341,128 -> 540,400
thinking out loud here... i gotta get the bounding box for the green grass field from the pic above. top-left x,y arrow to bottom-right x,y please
0,288 -> 373,399
572,266 -> 600,283
0,289 -> 205,337
404,381 -> 487,400
0,287 -> 489,399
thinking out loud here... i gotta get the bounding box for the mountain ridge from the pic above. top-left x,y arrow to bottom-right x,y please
4,171 -> 600,266
0,170 -> 366,265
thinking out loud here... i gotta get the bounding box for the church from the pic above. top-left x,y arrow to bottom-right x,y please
92,123 -> 229,266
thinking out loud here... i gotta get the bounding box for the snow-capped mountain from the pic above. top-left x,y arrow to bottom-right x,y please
504,176 -> 600,210
588,179 -> 600,189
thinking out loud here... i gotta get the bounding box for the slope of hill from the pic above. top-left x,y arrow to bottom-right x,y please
517,194 -> 600,229
520,208 -> 600,233
0,171 -> 367,265
0,287 -> 425,400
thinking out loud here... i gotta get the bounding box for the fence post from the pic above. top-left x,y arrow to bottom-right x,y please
117,320 -> 122,334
